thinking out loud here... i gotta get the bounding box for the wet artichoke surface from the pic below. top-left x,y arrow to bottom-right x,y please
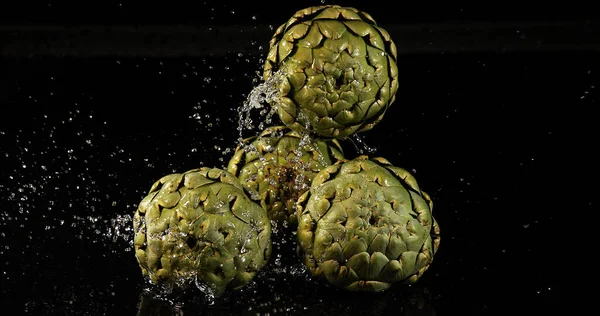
264,5 -> 399,139
133,168 -> 272,295
296,156 -> 440,292
227,126 -> 345,225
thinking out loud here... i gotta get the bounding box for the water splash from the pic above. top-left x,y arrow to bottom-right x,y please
130,59 -> 349,304
351,133 -> 378,155
290,118 -> 314,192
236,69 -> 285,147
107,214 -> 134,244
194,277 -> 216,305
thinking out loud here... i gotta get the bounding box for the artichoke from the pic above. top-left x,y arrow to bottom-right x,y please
132,167 -> 272,295
296,156 -> 440,292
227,125 -> 344,226
264,5 -> 399,139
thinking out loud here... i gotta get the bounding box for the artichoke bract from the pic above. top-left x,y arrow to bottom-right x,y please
296,156 -> 440,292
264,5 -> 399,139
133,167 -> 272,295
227,126 -> 344,226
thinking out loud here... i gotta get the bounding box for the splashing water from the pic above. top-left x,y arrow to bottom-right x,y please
194,277 -> 216,305
233,71 -> 327,198
290,117 -> 314,192
351,133 -> 378,155
236,69 -> 285,147
108,214 -> 134,244
130,60 -> 344,301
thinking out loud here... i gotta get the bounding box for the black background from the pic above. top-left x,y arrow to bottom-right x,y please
0,1 -> 595,315
0,1 -> 598,25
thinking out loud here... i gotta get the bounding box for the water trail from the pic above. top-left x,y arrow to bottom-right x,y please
291,116 -> 314,192
351,133 -> 378,155
194,277 -> 216,305
236,69 -> 285,148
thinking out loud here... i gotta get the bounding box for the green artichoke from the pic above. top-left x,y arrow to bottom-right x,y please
227,126 -> 345,226
132,167 -> 272,295
264,5 -> 399,139
296,156 -> 440,292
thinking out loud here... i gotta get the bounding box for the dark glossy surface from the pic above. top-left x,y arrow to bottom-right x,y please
0,2 -> 595,315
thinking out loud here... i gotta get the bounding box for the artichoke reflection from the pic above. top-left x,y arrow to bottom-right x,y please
133,167 -> 272,295
264,5 -> 399,139
227,126 -> 345,225
296,156 -> 440,292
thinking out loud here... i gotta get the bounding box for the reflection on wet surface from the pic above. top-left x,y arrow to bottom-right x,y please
134,270 -> 437,315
